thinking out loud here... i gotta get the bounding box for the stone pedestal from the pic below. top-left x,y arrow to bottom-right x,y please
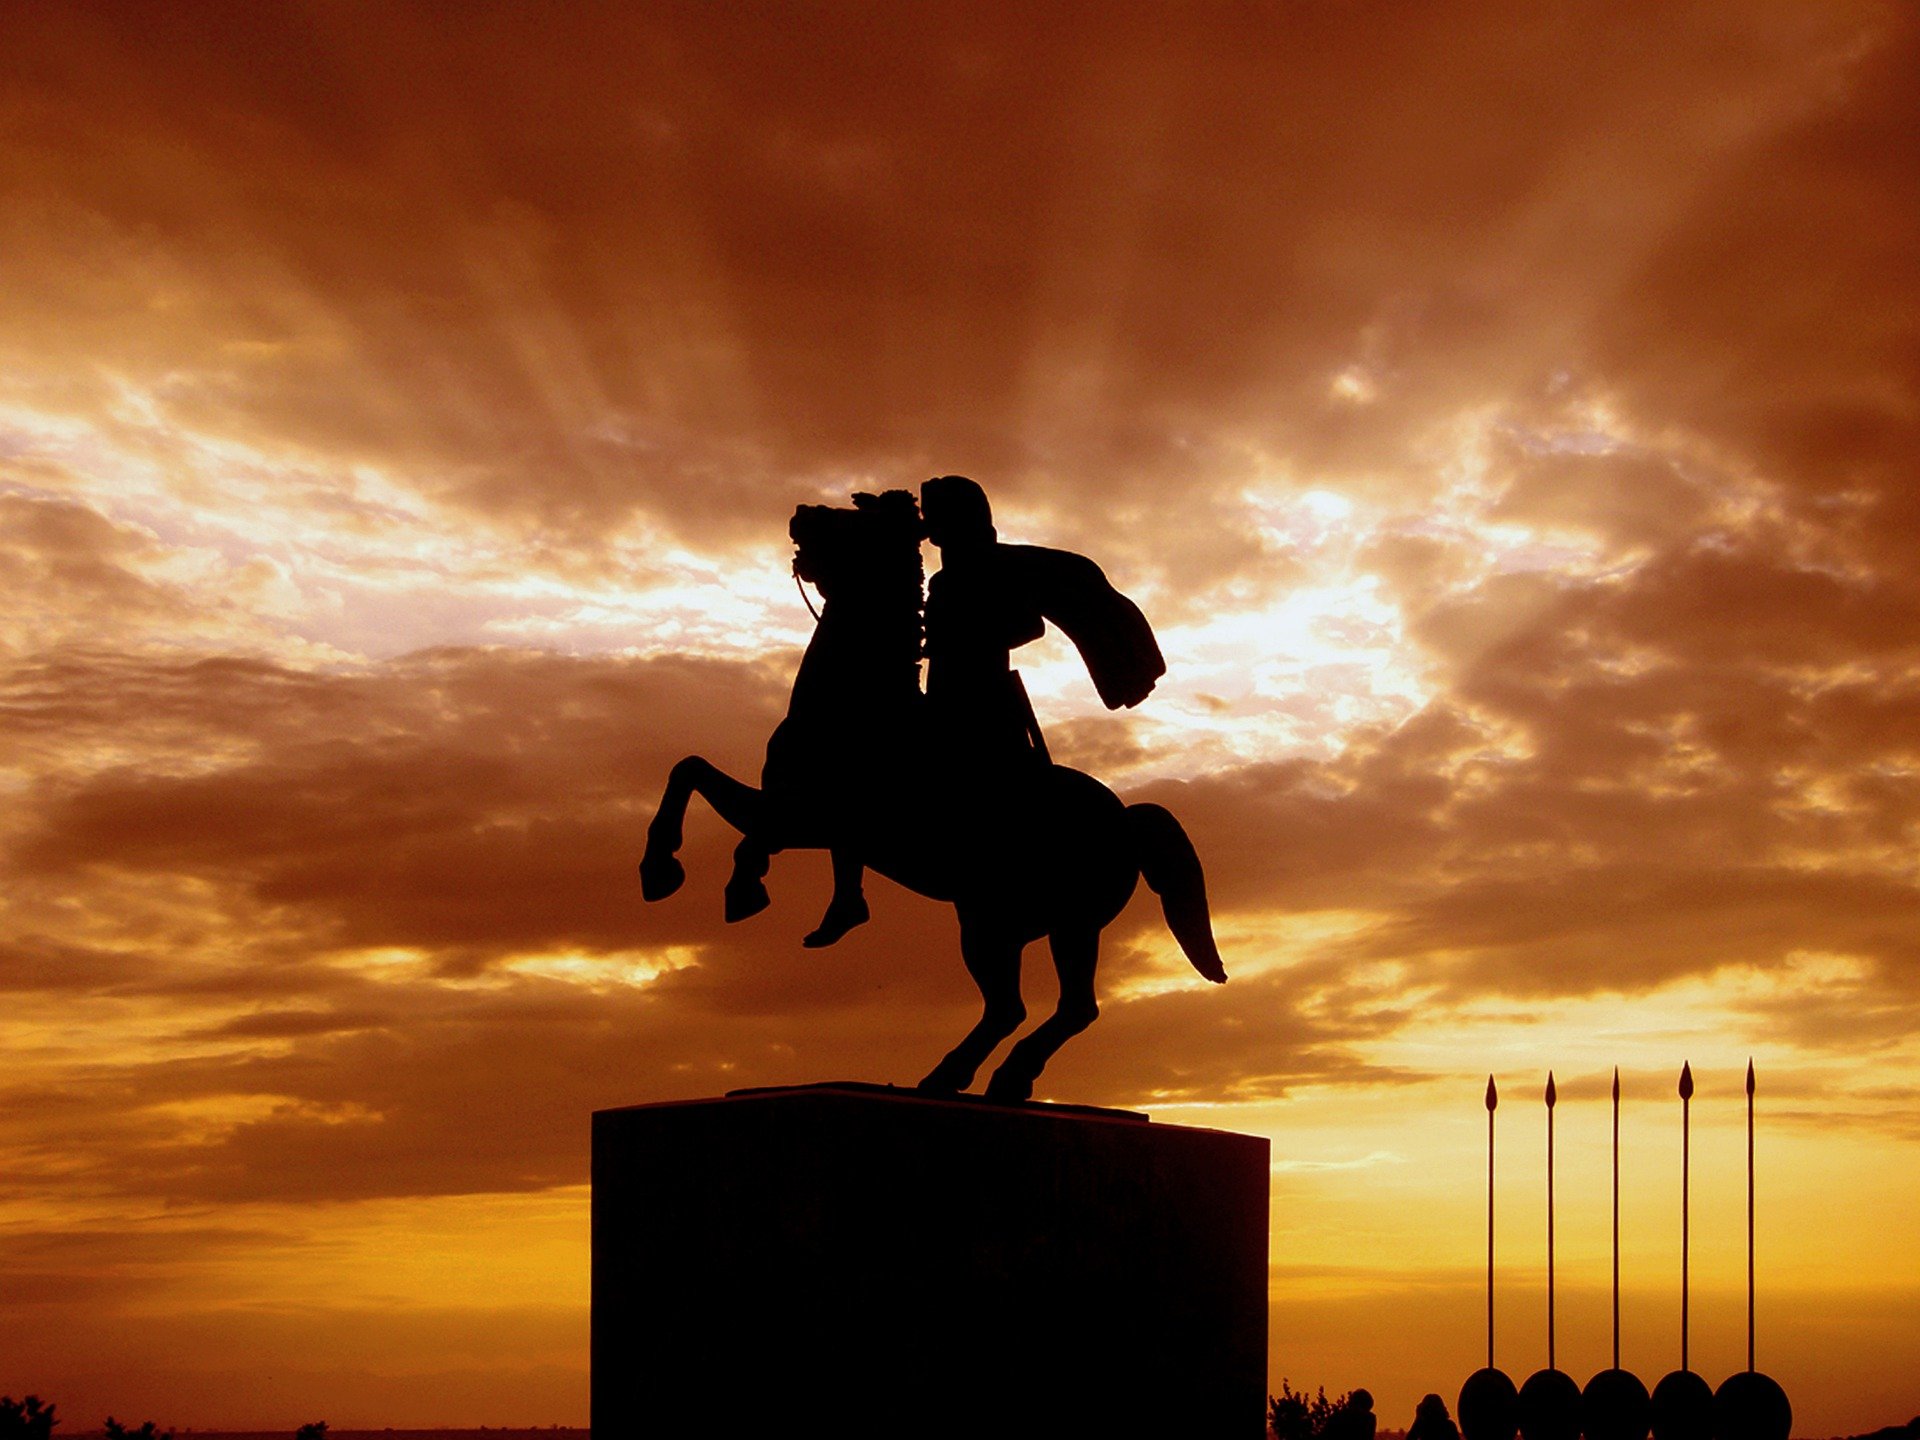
592,1083 -> 1269,1438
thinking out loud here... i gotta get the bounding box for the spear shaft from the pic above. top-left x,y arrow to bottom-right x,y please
1748,1059 -> 1757,1374
1613,1066 -> 1621,1371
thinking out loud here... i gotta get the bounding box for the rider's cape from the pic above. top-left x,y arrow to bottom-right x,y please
1002,544 -> 1165,709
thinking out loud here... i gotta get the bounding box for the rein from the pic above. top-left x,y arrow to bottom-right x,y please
794,569 -> 823,623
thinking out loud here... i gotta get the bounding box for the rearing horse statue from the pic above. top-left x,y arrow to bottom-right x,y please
638,488 -> 1226,1102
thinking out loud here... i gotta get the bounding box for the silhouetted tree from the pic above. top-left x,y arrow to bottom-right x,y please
102,1418 -> 171,1440
1272,1380 -> 1339,1440
1847,1421 -> 1920,1440
0,1395 -> 58,1438
295,1424 -> 329,1440
1271,1381 -> 1361,1440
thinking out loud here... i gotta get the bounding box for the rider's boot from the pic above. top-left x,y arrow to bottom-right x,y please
802,850 -> 870,947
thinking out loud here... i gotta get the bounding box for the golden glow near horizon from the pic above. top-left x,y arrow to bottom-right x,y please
3,2 -> 1918,1433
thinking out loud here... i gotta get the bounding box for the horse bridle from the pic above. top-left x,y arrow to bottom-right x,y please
793,566 -> 823,622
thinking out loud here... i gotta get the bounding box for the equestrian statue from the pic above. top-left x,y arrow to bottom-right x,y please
638,477 -> 1226,1102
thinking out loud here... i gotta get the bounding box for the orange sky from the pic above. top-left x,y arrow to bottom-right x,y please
2,1 -> 1917,1432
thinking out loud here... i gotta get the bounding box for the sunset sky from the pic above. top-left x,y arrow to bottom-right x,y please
3,1 -> 1918,1432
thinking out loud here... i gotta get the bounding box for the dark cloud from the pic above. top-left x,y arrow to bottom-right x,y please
0,497 -> 178,638
2,2 -> 1904,571
2,645 -> 1388,1205
5,607 -> 1913,1214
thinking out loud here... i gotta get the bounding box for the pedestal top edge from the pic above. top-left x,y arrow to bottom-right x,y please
594,1079 -> 1148,1125
592,1082 -> 1265,1145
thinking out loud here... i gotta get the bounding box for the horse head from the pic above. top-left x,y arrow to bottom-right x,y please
789,490 -> 926,679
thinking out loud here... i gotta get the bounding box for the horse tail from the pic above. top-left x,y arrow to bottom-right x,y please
1126,802 -> 1227,983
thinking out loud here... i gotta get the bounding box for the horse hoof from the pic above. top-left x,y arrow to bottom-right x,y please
916,1062 -> 971,1096
638,852 -> 685,901
984,1072 -> 1034,1104
724,877 -> 771,923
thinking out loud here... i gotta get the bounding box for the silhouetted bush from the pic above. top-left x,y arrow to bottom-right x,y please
102,1418 -> 171,1440
1847,1422 -> 1920,1440
1272,1380 -> 1368,1440
0,1395 -> 58,1438
295,1424 -> 329,1440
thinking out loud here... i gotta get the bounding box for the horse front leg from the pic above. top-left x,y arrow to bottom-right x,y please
918,921 -> 1026,1096
985,926 -> 1100,1103
639,756 -> 768,902
724,835 -> 774,922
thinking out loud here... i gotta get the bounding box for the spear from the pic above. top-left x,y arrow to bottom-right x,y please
1746,1059 -> 1756,1374
1709,1058 -> 1793,1440
1487,1073 -> 1499,1372
1679,1060 -> 1694,1373
1546,1070 -> 1559,1373
1612,1066 -> 1621,1372
1653,1062 -> 1714,1440
1584,1063 -> 1650,1440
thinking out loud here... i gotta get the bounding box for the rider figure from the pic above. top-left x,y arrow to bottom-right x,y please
803,474 -> 1164,947
921,474 -> 1049,771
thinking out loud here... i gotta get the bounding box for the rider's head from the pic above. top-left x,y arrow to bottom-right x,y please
921,475 -> 994,551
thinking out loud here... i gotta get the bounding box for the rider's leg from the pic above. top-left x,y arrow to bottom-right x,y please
802,847 -> 870,948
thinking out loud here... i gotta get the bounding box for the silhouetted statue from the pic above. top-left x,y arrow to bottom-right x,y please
1412,1393 -> 1464,1440
640,482 -> 1224,1100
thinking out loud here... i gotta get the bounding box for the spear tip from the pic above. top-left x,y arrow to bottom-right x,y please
1612,1066 -> 1620,1101
1747,1058 -> 1756,1096
1679,1060 -> 1694,1099
1546,1071 -> 1557,1107
1486,1074 -> 1498,1111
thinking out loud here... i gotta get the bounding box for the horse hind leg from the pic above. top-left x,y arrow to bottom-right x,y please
985,927 -> 1100,1104
918,925 -> 1026,1096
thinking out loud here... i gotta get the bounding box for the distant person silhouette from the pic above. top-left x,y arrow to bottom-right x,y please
1411,1393 -> 1463,1440
1326,1389 -> 1378,1440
